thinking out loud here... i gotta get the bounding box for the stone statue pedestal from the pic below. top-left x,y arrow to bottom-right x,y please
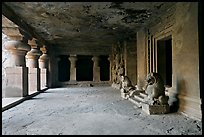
142,104 -> 170,115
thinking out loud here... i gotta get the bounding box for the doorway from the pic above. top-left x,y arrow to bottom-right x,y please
58,55 -> 70,82
157,36 -> 172,87
76,55 -> 93,81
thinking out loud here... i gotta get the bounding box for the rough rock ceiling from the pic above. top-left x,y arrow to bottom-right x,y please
2,2 -> 175,48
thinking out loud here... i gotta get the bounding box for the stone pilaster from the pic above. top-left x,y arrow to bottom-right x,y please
69,55 -> 77,82
92,56 -> 100,82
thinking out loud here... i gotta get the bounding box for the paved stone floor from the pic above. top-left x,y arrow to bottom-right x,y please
2,86 -> 202,135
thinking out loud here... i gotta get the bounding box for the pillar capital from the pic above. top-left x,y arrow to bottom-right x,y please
26,48 -> 42,68
39,53 -> 49,69
26,48 -> 42,59
92,56 -> 100,67
92,56 -> 100,61
69,55 -> 77,67
4,40 -> 31,67
69,55 -> 77,62
40,45 -> 48,54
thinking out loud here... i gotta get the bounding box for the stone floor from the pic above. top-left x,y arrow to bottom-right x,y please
2,86 -> 202,135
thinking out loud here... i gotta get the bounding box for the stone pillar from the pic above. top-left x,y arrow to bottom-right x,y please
26,39 -> 42,94
69,55 -> 77,82
56,57 -> 61,86
39,47 -> 49,89
92,56 -> 100,82
108,55 -> 112,82
39,53 -> 49,69
4,37 -> 31,97
26,47 -> 42,68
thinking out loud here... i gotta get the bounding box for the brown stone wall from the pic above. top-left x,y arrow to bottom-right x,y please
172,2 -> 200,120
124,40 -> 137,85
141,2 -> 201,120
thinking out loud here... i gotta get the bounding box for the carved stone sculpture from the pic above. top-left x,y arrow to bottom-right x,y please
120,75 -> 137,99
142,72 -> 170,114
144,72 -> 169,105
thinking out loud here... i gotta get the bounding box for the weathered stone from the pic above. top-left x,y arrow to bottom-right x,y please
69,55 -> 77,81
40,68 -> 47,89
142,103 -> 170,115
5,67 -> 28,97
144,72 -> 169,106
26,48 -> 42,68
4,40 -> 31,67
92,56 -> 100,82
39,53 -> 49,69
28,68 -> 40,94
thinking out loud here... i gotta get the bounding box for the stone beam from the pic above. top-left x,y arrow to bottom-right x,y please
2,2 -> 48,47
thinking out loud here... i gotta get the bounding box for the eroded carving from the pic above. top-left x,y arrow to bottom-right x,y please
120,75 -> 138,99
111,42 -> 125,88
144,72 -> 169,105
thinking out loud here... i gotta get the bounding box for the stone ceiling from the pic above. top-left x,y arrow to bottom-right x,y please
2,2 -> 175,48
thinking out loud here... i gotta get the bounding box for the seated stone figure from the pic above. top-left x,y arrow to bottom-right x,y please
144,72 -> 169,105
120,75 -> 137,98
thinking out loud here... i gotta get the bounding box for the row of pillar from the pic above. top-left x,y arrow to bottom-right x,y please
4,34 -> 49,97
67,55 -> 104,82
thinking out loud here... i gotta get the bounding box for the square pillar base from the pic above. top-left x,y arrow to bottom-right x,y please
28,68 -> 40,94
5,67 -> 28,97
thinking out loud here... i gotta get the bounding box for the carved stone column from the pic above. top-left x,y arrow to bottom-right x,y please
69,55 -> 77,82
39,48 -> 49,69
5,39 -> 31,67
26,38 -> 42,94
92,56 -> 100,82
39,46 -> 49,89
4,31 -> 31,97
108,55 -> 112,82
26,48 -> 42,68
